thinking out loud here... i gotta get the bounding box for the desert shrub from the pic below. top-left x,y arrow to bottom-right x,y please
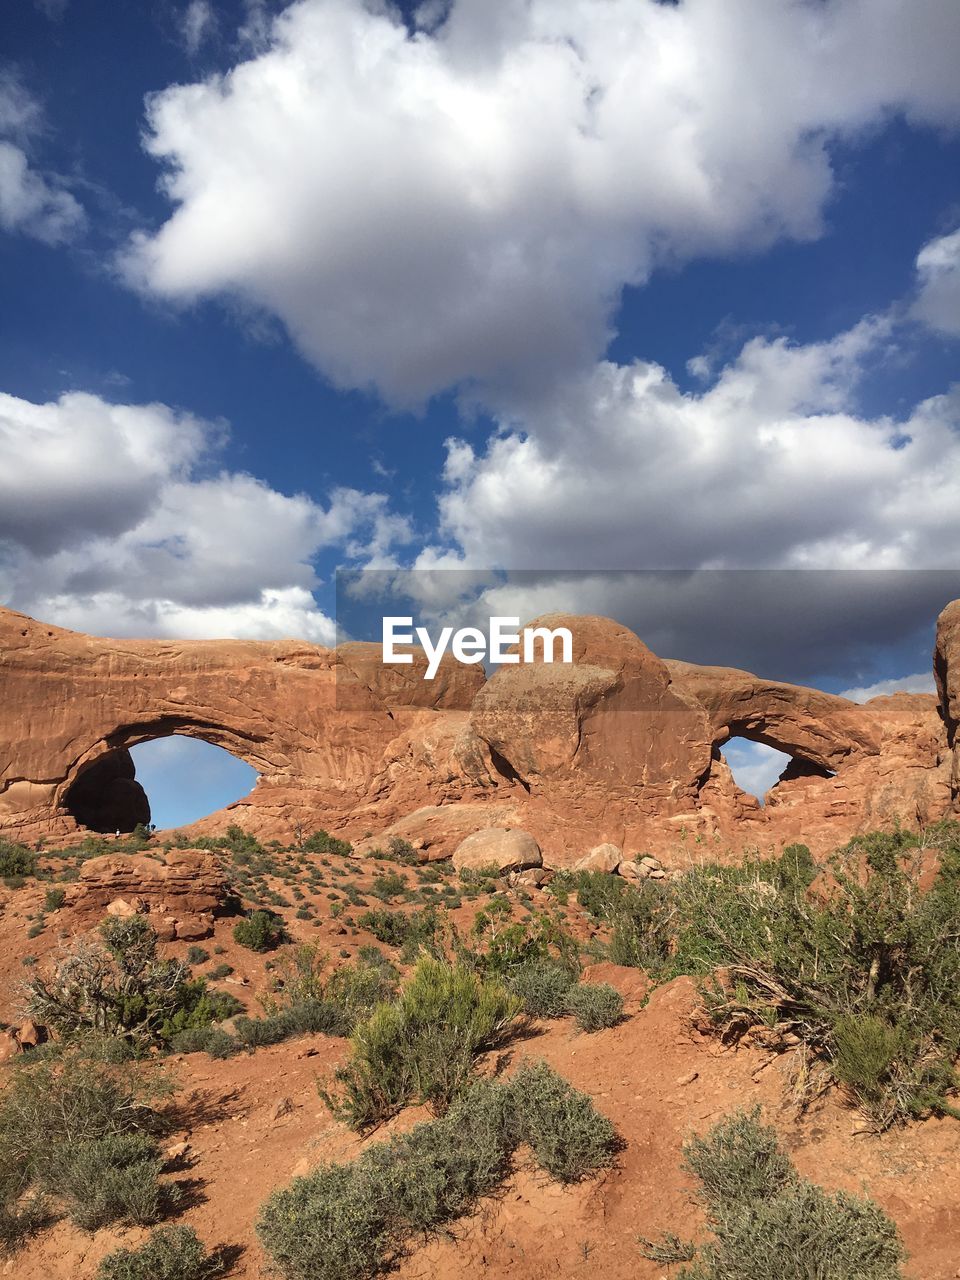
509,1059 -> 618,1182
261,942 -> 329,1007
302,829 -> 353,856
831,1013 -> 909,1112
260,943 -> 398,1038
0,1050 -> 170,1243
358,905 -> 438,954
565,982 -> 624,1032
369,870 -> 406,902
168,1026 -> 238,1057
506,959 -> 576,1017
233,909 -> 289,952
0,839 -> 36,879
185,946 -> 209,965
259,1069 -> 615,1280
323,956 -> 522,1129
326,958 -> 398,1030
682,1109 -> 796,1209
44,887 -> 67,912
691,826 -> 960,1126
25,916 -> 241,1049
96,1225 -> 224,1280
49,1131 -> 167,1230
656,1109 -> 907,1280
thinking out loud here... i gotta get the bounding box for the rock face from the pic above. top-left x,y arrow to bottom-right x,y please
65,849 -> 227,940
0,601 -> 956,861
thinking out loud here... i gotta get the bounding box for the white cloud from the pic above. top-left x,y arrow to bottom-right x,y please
431,316 -> 960,573
181,0 -> 217,57
840,672 -> 937,703
0,76 -> 85,244
0,389 -> 410,639
913,227 -> 960,337
121,0 -> 960,405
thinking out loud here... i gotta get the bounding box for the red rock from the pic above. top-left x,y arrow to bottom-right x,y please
452,827 -> 542,873
16,1019 -> 46,1049
0,602 -> 956,861
573,844 -> 622,873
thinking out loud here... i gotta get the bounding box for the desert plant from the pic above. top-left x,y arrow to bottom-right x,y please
509,1059 -> 618,1182
96,1225 -> 224,1280
24,916 -> 241,1048
506,959 -> 576,1017
44,887 -> 67,912
302,830 -> 352,857
565,982 -> 624,1031
668,1109 -> 906,1280
691,827 -> 960,1125
259,1067 -> 615,1280
233,909 -> 289,952
0,1049 -> 171,1243
0,839 -> 36,879
323,956 -> 522,1129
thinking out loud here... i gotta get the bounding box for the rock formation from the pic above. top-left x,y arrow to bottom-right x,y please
1,600 -> 957,862
65,849 -> 227,940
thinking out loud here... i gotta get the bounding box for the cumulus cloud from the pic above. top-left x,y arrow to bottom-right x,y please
121,0 -> 960,405
0,389 -> 410,639
431,317 -> 960,574
840,672 -> 937,702
913,227 -> 960,337
0,74 -> 85,244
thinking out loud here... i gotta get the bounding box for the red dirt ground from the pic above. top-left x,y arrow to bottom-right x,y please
2,844 -> 959,1280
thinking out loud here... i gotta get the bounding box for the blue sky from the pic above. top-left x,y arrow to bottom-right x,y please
2,0 -> 959,824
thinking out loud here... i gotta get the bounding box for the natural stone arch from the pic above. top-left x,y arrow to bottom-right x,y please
664,659 -> 881,773
58,718 -> 270,834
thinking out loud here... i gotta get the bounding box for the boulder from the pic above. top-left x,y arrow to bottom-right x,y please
573,843 -> 622,874
452,827 -> 542,874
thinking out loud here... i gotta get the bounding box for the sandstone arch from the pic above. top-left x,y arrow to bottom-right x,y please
663,659 -> 881,771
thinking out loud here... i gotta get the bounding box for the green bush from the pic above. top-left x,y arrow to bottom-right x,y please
233,909 -> 289,952
44,887 -> 67,912
185,946 -> 209,966
506,960 -> 576,1017
682,1109 -> 796,1209
369,870 -> 406,901
0,839 -> 36,879
0,1050 -> 170,1242
357,906 -> 438,952
258,1065 -> 615,1280
96,1225 -> 224,1280
50,1132 -> 167,1230
689,826 -> 960,1126
302,830 -> 352,857
509,1059 -> 618,1182
323,956 -> 522,1129
653,1109 -> 907,1280
565,982 -> 624,1032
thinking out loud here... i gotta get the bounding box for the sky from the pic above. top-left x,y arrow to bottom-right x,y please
2,0 -> 960,824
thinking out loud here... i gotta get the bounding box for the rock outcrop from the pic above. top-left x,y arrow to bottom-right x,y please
65,849 -> 227,940
1,600 -> 956,861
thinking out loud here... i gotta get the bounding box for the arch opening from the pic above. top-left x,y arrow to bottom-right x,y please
129,736 -> 259,831
62,749 -> 151,833
720,737 -> 834,804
